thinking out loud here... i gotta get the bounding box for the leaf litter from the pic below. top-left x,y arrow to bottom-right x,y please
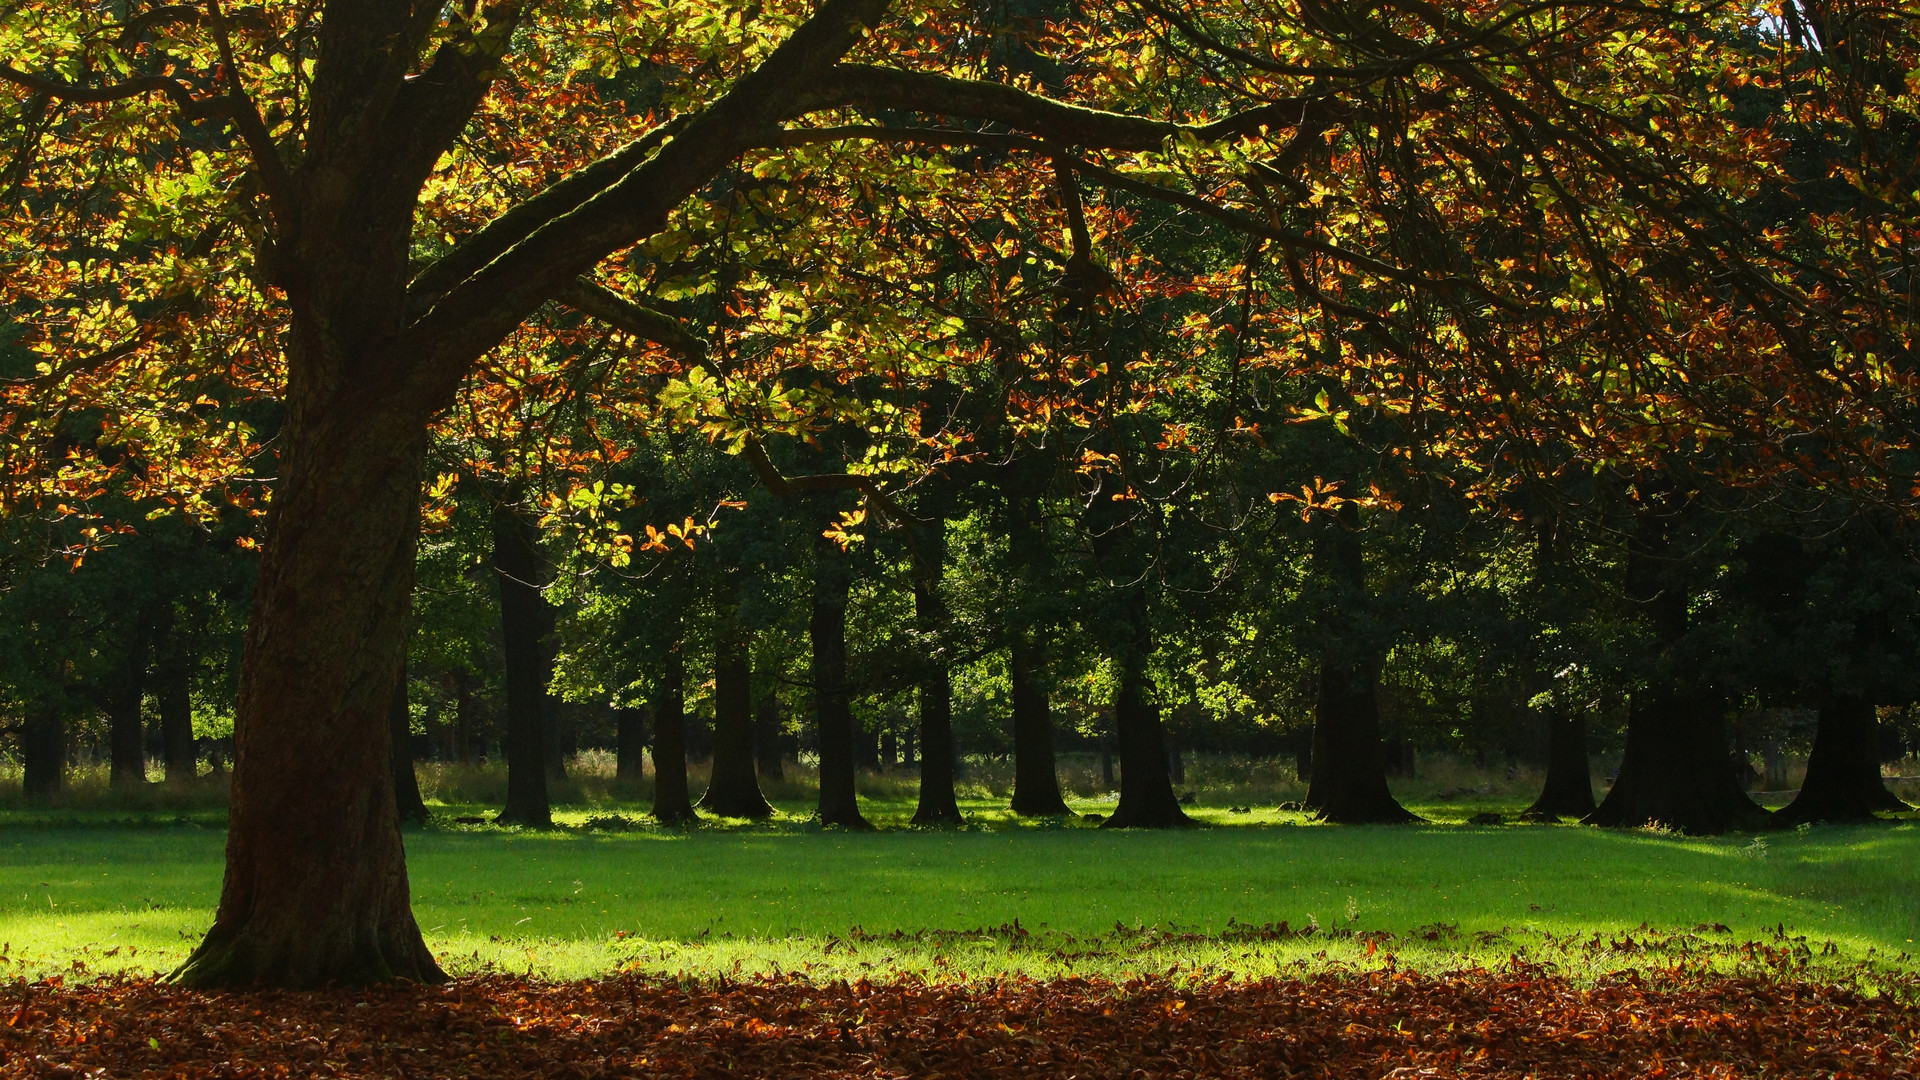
1,962 -> 1917,1078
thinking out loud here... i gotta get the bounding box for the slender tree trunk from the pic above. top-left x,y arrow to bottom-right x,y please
172,397 -> 440,988
1586,509 -> 1766,835
1009,636 -> 1071,816
1304,511 -> 1416,824
650,638 -> 698,824
492,503 -> 552,828
701,601 -> 772,818
1779,695 -> 1912,823
1101,653 -> 1191,828
108,616 -> 150,788
755,689 -> 785,781
812,538 -> 869,828
911,542 -> 962,825
21,702 -> 64,805
154,618 -> 198,785
454,670 -> 475,765
389,660 -> 429,824
1525,711 -> 1596,820
616,705 -> 649,783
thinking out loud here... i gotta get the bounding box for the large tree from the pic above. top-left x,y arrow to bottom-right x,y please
8,0 -> 1864,985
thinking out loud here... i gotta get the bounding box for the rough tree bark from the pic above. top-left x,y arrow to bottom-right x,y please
812,536 -> 871,828
389,660 -> 429,825
492,503 -> 553,829
1524,711 -> 1596,820
1586,507 -> 1767,834
107,616 -> 150,788
1303,509 -> 1417,824
910,524 -> 963,826
702,597 -> 773,819
616,705 -> 648,783
1779,695 -> 1912,823
650,636 -> 698,824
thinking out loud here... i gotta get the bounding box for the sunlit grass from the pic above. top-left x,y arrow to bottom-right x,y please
0,783 -> 1913,984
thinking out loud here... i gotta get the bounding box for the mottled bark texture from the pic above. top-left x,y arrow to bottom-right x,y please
171,396 -> 441,987
1304,510 -> 1416,824
812,537 -> 870,828
702,599 -> 772,819
390,660 -> 429,825
492,503 -> 553,829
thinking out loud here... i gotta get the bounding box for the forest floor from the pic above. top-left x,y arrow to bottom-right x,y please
1,775 -> 1917,1076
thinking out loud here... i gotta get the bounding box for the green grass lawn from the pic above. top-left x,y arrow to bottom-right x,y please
0,789 -> 1914,984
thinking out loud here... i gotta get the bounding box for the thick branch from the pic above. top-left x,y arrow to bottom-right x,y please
0,65 -> 220,119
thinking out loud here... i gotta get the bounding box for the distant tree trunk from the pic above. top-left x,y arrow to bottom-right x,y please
880,727 -> 897,769
1304,509 -> 1416,824
811,538 -> 869,828
1779,696 -> 1912,823
544,698 -> 570,783
616,705 -> 648,782
650,638 -> 698,824
21,702 -> 64,804
453,670 -> 475,765
755,689 -> 785,781
854,718 -> 880,772
153,615 -> 198,784
1004,484 -> 1071,817
701,600 -> 772,819
492,503 -> 552,828
390,660 -> 429,825
108,616 -> 151,788
911,534 -> 962,825
1101,651 -> 1191,828
1586,508 -> 1766,834
1009,636 -> 1071,816
1525,712 -> 1595,819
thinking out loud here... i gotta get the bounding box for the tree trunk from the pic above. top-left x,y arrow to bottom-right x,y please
453,670 -> 475,765
1585,509 -> 1766,835
755,689 -> 786,781
1009,636 -> 1071,816
1304,512 -> 1416,824
492,503 -> 552,828
171,398 -> 440,988
108,616 -> 150,788
1524,711 -> 1596,820
21,703 -> 64,805
701,603 -> 772,819
1101,654 -> 1191,828
650,639 -> 698,824
390,660 -> 429,825
616,705 -> 649,783
154,619 -> 198,785
812,539 -> 869,828
1779,696 -> 1912,823
911,543 -> 962,825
